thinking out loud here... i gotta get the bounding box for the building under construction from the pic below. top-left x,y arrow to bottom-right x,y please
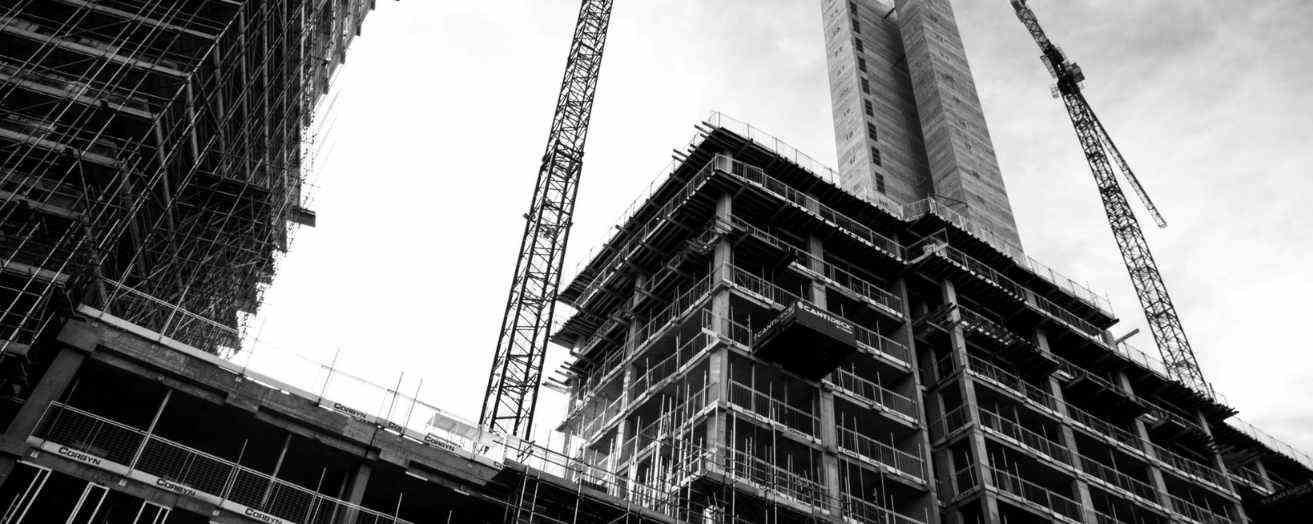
0,1 -> 1311,523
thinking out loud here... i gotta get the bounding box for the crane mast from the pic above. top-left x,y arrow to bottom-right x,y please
1008,0 -> 1213,396
480,0 -> 614,440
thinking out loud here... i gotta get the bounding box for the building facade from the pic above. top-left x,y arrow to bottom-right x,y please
551,114 -> 1313,523
821,0 -> 1023,250
0,1 -> 1308,523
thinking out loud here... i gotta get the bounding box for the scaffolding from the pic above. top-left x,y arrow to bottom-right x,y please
0,0 -> 371,359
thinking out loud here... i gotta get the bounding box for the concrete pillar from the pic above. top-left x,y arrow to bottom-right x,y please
941,280 -> 999,522
1119,371 -> 1173,510
1036,330 -> 1094,523
348,461 -> 372,502
807,236 -> 827,308
0,346 -> 86,486
614,272 -> 647,488
1253,458 -> 1275,493
1194,410 -> 1248,523
896,279 -> 940,521
819,388 -> 843,513
706,192 -> 734,466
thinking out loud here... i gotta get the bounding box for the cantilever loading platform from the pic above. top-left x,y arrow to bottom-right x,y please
753,301 -> 859,379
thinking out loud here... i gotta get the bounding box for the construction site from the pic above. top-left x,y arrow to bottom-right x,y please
0,0 -> 1310,523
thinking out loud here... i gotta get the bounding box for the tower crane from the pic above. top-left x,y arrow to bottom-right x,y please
479,0 -> 615,440
1008,0 -> 1213,396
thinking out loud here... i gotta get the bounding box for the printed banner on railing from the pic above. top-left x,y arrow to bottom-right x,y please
33,439 -> 290,524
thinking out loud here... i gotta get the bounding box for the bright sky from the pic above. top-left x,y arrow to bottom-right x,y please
243,1 -> 1313,452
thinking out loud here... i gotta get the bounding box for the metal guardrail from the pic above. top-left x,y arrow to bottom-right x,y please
987,466 -> 1084,521
1077,453 -> 1158,503
830,367 -> 917,419
835,426 -> 923,479
728,380 -> 820,438
978,408 -> 1070,465
33,402 -> 409,524
1168,492 -> 1234,524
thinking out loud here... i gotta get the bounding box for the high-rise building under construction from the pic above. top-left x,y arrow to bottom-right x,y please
0,1 -> 1309,523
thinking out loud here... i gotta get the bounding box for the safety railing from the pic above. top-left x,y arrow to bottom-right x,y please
718,447 -> 830,510
1168,493 -> 1234,524
567,155 -> 719,305
799,253 -> 903,316
629,274 -> 715,351
720,156 -> 903,261
1065,403 -> 1144,451
957,307 -> 1030,348
1077,454 -> 1158,503
987,466 -> 1084,521
829,367 -> 917,419
628,331 -> 716,401
966,355 -> 1059,411
835,426 -> 924,479
722,264 -> 910,366
33,402 -> 410,524
1227,417 -> 1313,471
841,493 -> 927,524
90,278 -> 244,357
928,405 -> 970,441
852,323 -> 911,366
575,394 -> 624,440
901,199 -> 1110,314
727,380 -> 820,438
978,408 -> 1071,465
724,264 -> 806,309
1229,465 -> 1269,493
1148,442 -> 1227,489
614,384 -> 714,465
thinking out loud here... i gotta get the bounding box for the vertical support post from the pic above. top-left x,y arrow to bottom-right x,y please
1193,409 -> 1248,523
1119,371 -> 1173,511
339,461 -> 372,524
129,389 -> 173,470
1035,330 -> 1094,522
897,279 -> 941,522
808,235 -> 845,514
260,433 -> 293,509
0,346 -> 86,485
941,280 -> 999,522
706,191 -> 734,472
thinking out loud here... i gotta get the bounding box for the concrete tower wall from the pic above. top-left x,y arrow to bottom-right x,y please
895,0 -> 1022,249
823,0 -> 1023,249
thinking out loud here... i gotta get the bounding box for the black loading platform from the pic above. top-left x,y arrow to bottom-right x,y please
752,302 -> 859,379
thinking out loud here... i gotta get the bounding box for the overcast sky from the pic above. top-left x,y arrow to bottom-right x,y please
243,0 -> 1313,453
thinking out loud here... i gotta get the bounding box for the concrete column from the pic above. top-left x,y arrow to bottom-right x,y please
1036,330 -> 1095,523
614,272 -> 647,488
807,236 -> 827,308
1194,410 -> 1248,523
706,192 -> 734,470
819,388 -> 843,513
941,280 -> 999,522
1253,458 -> 1275,493
350,461 -> 373,502
0,346 -> 87,486
896,279 -> 941,521
1119,371 -> 1173,510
